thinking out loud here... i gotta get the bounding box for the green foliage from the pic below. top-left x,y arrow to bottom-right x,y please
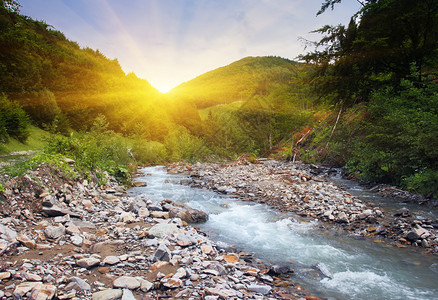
43,115 -> 134,184
131,140 -> 167,165
0,183 -> 4,194
402,170 -> 438,197
0,94 -> 30,142
302,0 -> 438,104
164,127 -> 212,162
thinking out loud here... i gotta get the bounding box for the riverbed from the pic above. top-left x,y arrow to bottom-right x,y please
128,165 -> 438,300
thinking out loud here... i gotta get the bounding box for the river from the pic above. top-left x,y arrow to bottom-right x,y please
128,166 -> 438,300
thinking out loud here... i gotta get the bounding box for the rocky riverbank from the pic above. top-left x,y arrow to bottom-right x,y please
0,164 -> 320,300
169,158 -> 438,255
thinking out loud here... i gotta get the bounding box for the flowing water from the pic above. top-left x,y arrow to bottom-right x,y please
128,166 -> 438,300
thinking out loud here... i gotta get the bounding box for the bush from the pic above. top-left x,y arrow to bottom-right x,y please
0,94 -> 30,142
131,140 -> 167,164
44,115 -> 134,184
402,169 -> 438,197
164,127 -> 212,162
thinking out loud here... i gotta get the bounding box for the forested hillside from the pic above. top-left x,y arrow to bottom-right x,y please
0,0 -> 200,140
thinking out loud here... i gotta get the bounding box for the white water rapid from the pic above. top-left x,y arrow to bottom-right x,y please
128,166 -> 438,300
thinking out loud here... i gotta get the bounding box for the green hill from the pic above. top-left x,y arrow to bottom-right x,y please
169,56 -> 304,109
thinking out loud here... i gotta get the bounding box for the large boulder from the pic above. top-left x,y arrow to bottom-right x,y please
166,202 -> 208,223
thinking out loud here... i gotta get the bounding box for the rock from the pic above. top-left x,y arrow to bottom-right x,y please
120,212 -> 135,223
104,256 -> 121,265
41,206 -> 82,218
30,283 -> 56,300
148,223 -> 180,238
162,277 -> 182,288
224,254 -> 239,263
67,277 -> 91,291
337,212 -> 349,223
150,211 -> 169,219
92,289 -> 123,300
201,244 -> 213,255
24,272 -> 42,281
138,207 -> 149,218
138,278 -> 153,292
0,271 -> 11,280
167,202 -> 209,223
70,235 -> 83,247
154,243 -> 172,261
133,181 -> 147,187
175,234 -> 195,247
121,289 -> 136,300
41,195 -> 55,207
77,257 -> 100,268
65,224 -> 81,235
0,224 -> 17,241
44,225 -> 66,240
205,262 -> 226,275
14,282 -> 42,296
406,231 -> 420,242
313,263 -> 333,279
82,199 -> 94,209
113,276 -> 140,289
247,284 -> 272,295
91,240 -> 124,253
17,233 -> 36,249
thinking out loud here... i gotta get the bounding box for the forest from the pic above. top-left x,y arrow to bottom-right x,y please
1,0 -> 437,197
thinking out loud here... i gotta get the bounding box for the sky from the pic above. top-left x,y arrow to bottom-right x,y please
19,0 -> 361,93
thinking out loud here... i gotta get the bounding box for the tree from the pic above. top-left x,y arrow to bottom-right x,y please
301,0 -> 438,104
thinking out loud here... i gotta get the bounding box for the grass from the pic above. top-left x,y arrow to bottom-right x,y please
0,125 -> 50,155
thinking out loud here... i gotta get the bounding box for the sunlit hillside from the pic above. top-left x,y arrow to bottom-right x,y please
169,56 -> 305,109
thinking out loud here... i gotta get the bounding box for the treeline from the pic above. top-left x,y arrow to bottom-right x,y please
298,0 -> 438,197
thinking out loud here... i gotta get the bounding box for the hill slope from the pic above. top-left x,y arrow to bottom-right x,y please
169,56 -> 303,109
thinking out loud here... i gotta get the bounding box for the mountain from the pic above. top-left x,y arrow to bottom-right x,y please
169,56 -> 304,109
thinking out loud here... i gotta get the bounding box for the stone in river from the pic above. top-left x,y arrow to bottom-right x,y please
92,289 -> 123,300
113,276 -> 140,289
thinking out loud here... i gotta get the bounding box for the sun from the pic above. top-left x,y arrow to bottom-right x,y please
152,82 -> 174,94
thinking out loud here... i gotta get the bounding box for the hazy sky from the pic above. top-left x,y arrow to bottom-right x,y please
19,0 -> 361,92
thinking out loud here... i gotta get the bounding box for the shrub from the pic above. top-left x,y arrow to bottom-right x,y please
0,94 -> 30,142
